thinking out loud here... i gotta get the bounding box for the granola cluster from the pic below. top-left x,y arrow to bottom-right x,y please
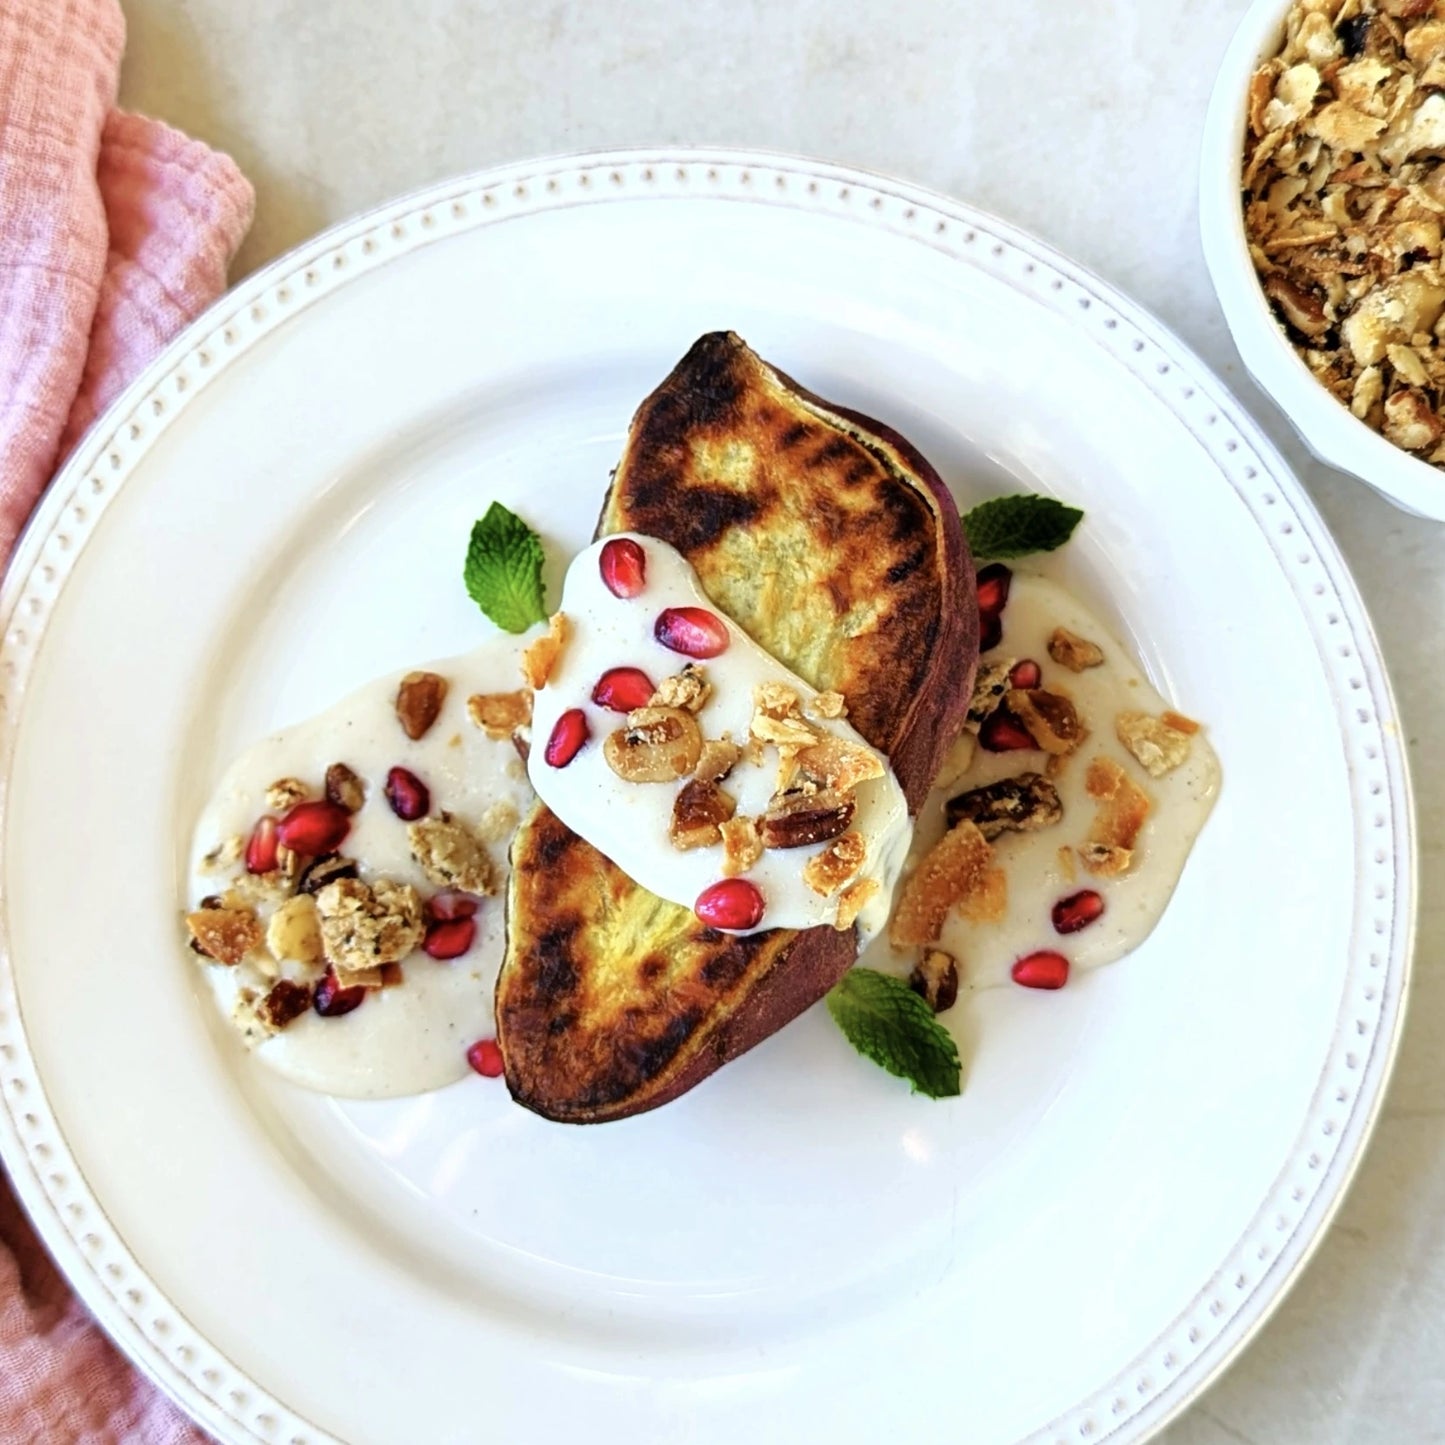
1244,0 -> 1445,462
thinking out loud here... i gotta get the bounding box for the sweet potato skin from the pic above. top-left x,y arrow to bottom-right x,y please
497,333 -> 978,1122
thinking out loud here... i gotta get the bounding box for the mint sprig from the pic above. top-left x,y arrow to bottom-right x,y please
826,968 -> 962,1099
463,502 -> 548,634
962,494 -> 1083,561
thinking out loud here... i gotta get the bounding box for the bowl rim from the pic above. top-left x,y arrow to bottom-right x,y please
1199,0 -> 1445,522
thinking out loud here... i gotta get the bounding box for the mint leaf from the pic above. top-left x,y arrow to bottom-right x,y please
962,494 -> 1083,561
826,968 -> 962,1099
463,503 -> 548,634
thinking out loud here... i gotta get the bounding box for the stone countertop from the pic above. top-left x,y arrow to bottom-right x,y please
118,3 -> 1445,1441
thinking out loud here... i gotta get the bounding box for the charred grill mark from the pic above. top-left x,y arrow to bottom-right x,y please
843,459 -> 874,486
637,955 -> 667,985
806,436 -> 853,470
779,421 -> 811,449
886,545 -> 926,584
618,1011 -> 701,1085
631,485 -> 764,554
534,931 -> 580,1000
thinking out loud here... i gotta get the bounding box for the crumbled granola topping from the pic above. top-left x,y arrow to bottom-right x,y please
719,815 -> 764,877
199,835 -> 244,873
1116,711 -> 1196,777
890,821 -> 995,948
314,877 -> 424,977
407,815 -> 496,894
186,905 -> 263,965
1244,0 -> 1445,465
649,664 -> 712,713
749,683 -> 820,751
467,688 -> 533,739
836,877 -> 881,932
802,830 -> 867,896
265,778 -> 310,813
783,734 -> 884,795
520,613 -> 570,690
1048,626 -> 1105,672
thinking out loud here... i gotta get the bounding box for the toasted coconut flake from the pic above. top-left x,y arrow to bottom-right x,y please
1116,711 -> 1195,777
520,614 -> 570,691
835,878 -> 881,932
186,905 -> 262,965
889,821 -> 994,948
1079,757 -> 1152,876
803,831 -> 867,896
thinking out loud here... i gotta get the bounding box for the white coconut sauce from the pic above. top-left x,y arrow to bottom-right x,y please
187,634 -> 534,1099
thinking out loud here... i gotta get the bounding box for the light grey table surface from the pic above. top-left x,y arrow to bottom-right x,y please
117,3 -> 1445,1442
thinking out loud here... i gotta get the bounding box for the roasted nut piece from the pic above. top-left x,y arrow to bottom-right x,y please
315,877 -> 424,976
758,788 -> 856,849
1005,688 -> 1086,756
669,779 -> 737,849
395,671 -> 448,740
965,659 -> 1015,731
186,905 -> 263,964
694,737 -> 742,783
256,979 -> 313,1031
1047,627 -> 1105,672
265,777 -> 310,812
836,878 -> 881,932
945,772 -> 1063,839
1264,273 -> 1329,338
750,684 -> 819,751
266,894 -> 324,966
324,762 -> 366,813
890,821 -> 995,948
909,949 -> 960,1013
1078,757 -> 1152,878
467,688 -> 533,739
604,706 -> 703,783
649,664 -> 712,713
407,815 -> 496,894
719,816 -> 764,876
520,614 -> 570,690
803,830 -> 867,896
1116,711 -> 1195,778
297,852 -> 360,895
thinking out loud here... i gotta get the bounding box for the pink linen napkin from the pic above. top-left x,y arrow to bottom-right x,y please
1,0 -> 253,1438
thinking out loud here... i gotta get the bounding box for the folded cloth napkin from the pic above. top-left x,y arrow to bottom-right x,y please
1,0 -> 252,1438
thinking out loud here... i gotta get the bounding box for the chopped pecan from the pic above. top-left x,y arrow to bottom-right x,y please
324,762 -> 366,813
520,613 -> 570,690
944,772 -> 1063,839
670,779 -> 737,850
1047,627 -> 1105,672
1116,711 -> 1195,777
890,821 -> 994,948
802,831 -> 867,896
467,688 -> 534,739
649,664 -> 712,713
909,949 -> 960,1013
758,788 -> 855,849
1005,688 -> 1086,756
395,671 -> 448,740
185,905 -> 262,965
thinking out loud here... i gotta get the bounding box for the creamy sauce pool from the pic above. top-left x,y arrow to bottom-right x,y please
187,635 -> 533,1099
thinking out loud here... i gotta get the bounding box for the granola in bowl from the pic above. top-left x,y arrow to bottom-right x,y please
1244,0 -> 1445,464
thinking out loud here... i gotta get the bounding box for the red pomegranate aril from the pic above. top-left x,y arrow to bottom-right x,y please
426,889 -> 481,923
591,666 -> 656,713
1052,889 -> 1105,935
979,708 -> 1038,752
313,968 -> 367,1018
244,816 -> 279,874
467,1038 -> 505,1077
1012,950 -> 1070,990
694,878 -> 766,930
599,537 -> 647,598
980,610 -> 1003,654
1009,658 -> 1042,690
544,708 -> 590,767
275,799 -> 351,855
384,766 -> 430,820
975,562 -> 1013,617
423,916 -> 476,959
654,606 -> 730,659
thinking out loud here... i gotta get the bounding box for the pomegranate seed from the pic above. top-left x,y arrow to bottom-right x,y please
599,537 -> 647,598
275,799 -> 351,855
591,666 -> 656,713
1052,889 -> 1105,935
423,916 -> 476,959
1009,658 -> 1042,689
544,708 -> 590,767
467,1038 -> 505,1077
975,562 -> 1013,617
244,816 -> 279,874
313,967 -> 367,1018
426,889 -> 481,923
980,610 -> 1003,654
654,607 -> 730,659
384,766 -> 430,820
979,709 -> 1037,752
694,878 -> 766,930
1012,950 -> 1070,990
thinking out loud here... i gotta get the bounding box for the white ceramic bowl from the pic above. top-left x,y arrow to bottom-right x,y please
1201,0 -> 1445,521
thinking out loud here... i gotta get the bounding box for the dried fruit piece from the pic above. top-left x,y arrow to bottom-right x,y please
603,706 -> 702,782
244,816 -> 279,875
265,894 -> 324,966
890,821 -> 994,948
654,606 -> 730,659
910,949 -> 960,1013
694,877 -> 766,930
1009,659 -> 1042,690
978,708 -> 1037,752
408,815 -> 495,894
384,766 -> 431,820
591,666 -> 657,713
423,916 -> 477,960
186,905 -> 263,965
1052,889 -> 1105,935
1012,950 -> 1069,990
1048,626 -> 1105,671
599,537 -> 647,597
1116,711 -> 1195,777
758,788 -> 856,849
395,671 -> 448,740
275,799 -> 352,855
649,664 -> 712,712
803,830 -> 867,896
257,979 -> 313,1030
975,562 -> 1012,617
543,708 -> 590,768
669,779 -> 737,850
467,688 -> 534,739
694,737 -> 742,783
467,1038 -> 506,1077
520,612 -> 570,690
945,772 -> 1063,839
265,778 -> 310,812
1006,688 -> 1086,755
313,967 -> 367,1018
324,762 -> 366,813
719,815 -> 764,876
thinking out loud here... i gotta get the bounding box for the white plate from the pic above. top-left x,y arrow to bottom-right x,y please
0,150 -> 1414,1445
